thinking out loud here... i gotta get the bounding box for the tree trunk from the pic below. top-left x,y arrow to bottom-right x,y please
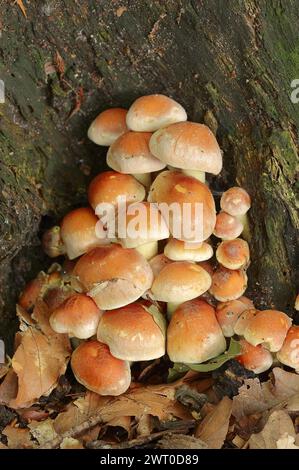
0,0 -> 298,347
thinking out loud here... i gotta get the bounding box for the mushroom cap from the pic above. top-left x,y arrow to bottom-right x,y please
60,207 -> 109,260
73,244 -> 153,310
97,302 -> 166,361
149,122 -> 222,175
243,309 -> 292,352
234,308 -> 259,336
71,340 -> 131,396
149,254 -> 173,277
49,293 -> 102,339
164,238 -> 213,262
213,211 -> 244,240
237,339 -> 273,374
88,171 -> 145,211
277,326 -> 299,372
216,298 -> 254,337
197,260 -> 214,278
148,171 -> 216,242
117,202 -> 169,248
295,294 -> 299,311
209,266 -> 248,302
87,108 -> 128,146
216,238 -> 250,270
220,187 -> 251,216
151,261 -> 212,303
107,131 -> 166,174
126,94 -> 187,132
167,299 -> 226,363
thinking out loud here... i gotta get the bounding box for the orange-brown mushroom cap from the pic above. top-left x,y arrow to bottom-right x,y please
71,340 -> 131,396
49,293 -> 102,339
97,302 -> 166,361
88,108 -> 128,146
277,326 -> 299,372
243,309 -> 292,352
167,299 -> 226,363
236,339 -> 273,374
88,171 -> 145,211
149,254 -> 173,277
148,171 -> 216,242
220,187 -> 251,216
60,207 -> 109,260
73,244 -> 153,310
213,211 -> 244,240
126,94 -> 187,132
107,131 -> 166,174
151,261 -> 212,303
164,238 -> 213,262
216,238 -> 250,270
209,266 -> 248,302
216,298 -> 254,337
149,122 -> 222,175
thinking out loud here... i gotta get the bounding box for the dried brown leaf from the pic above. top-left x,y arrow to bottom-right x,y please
0,370 -> 18,405
276,434 -> 299,449
60,437 -> 83,449
9,301 -> 71,408
0,364 -> 9,380
249,410 -> 296,449
195,396 -> 232,449
158,434 -> 208,449
3,424 -> 33,449
233,368 -> 299,420
28,419 -> 58,446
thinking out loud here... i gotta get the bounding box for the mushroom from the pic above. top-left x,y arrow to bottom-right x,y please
149,121 -> 222,183
97,302 -> 166,361
149,253 -> 173,277
167,299 -> 226,363
213,211 -> 244,240
277,326 -> 299,373
42,226 -> 66,258
49,293 -> 102,339
87,108 -> 128,146
73,244 -> 153,310
60,207 -> 109,260
88,171 -> 146,211
71,340 -> 131,396
220,187 -> 251,238
295,294 -> 299,311
236,339 -> 273,374
234,308 -> 259,336
148,170 -> 216,243
216,238 -> 250,270
216,297 -> 255,337
107,131 -> 166,187
209,266 -> 248,301
164,238 -> 213,262
117,201 -> 170,259
243,309 -> 292,352
151,261 -> 212,317
126,94 -> 187,132
18,271 -> 62,312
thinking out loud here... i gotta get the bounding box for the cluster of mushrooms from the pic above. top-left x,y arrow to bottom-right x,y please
20,94 -> 298,397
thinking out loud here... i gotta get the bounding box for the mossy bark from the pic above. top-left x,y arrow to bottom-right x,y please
0,0 -> 298,345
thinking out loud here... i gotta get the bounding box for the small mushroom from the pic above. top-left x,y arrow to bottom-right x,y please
88,108 -> 128,146
97,302 -> 166,361
149,121 -> 222,183
107,131 -> 165,188
164,238 -> 213,262
71,340 -> 131,396
49,293 -> 102,339
216,297 -> 254,337
220,187 -> 251,239
209,266 -> 248,302
277,326 -> 299,373
167,299 -> 226,363
216,238 -> 250,270
126,94 -> 187,132
213,211 -> 244,240
236,339 -> 273,374
151,261 -> 212,317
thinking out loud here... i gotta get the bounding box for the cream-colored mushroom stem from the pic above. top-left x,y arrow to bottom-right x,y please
135,240 -> 158,260
167,301 -> 181,321
132,173 -> 151,188
238,213 -> 251,241
166,165 -> 205,183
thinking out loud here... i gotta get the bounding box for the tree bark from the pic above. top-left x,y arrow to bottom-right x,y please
0,0 -> 298,345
